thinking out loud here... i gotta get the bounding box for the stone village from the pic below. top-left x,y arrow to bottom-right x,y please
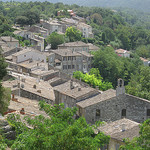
0,14 -> 150,150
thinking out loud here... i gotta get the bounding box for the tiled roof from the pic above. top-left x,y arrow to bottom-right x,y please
115,49 -> 130,54
54,80 -> 98,99
0,36 -> 19,42
97,118 -> 140,141
51,49 -> 82,57
76,89 -> 116,108
58,41 -> 88,47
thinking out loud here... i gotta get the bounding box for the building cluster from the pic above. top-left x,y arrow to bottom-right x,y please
0,15 -> 150,150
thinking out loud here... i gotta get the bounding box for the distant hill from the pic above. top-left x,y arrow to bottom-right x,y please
2,0 -> 150,12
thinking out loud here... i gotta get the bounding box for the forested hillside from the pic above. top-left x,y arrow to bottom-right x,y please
2,0 -> 150,12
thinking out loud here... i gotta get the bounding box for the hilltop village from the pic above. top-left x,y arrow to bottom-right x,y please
0,2 -> 150,150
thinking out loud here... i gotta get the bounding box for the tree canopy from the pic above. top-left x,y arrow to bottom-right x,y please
65,26 -> 82,42
46,32 -> 64,49
5,102 -> 110,150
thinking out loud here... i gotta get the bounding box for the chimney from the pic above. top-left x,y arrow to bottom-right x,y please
70,80 -> 74,89
116,78 -> 125,96
78,87 -> 81,91
121,124 -> 126,132
33,85 -> 36,89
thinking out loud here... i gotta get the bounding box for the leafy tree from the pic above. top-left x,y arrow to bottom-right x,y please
92,47 -> 140,87
46,32 -> 64,49
90,13 -> 103,25
7,102 -> 110,150
65,26 -> 82,42
73,69 -> 113,91
15,16 -> 29,26
0,49 -> 10,115
120,119 -> 150,150
126,66 -> 150,100
136,45 -> 150,58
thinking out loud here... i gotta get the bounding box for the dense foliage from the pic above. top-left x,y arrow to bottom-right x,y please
120,119 -> 150,150
73,68 -> 113,91
0,48 -> 10,115
6,102 -> 110,150
65,26 -> 82,42
126,66 -> 150,100
46,32 -> 64,49
92,47 -> 143,86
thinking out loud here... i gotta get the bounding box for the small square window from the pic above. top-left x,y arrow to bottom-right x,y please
96,109 -> 101,117
147,109 -> 150,116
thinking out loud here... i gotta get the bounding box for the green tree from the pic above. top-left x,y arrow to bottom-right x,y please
65,26 -> 82,42
73,69 -> 113,91
120,119 -> 150,150
7,102 -> 110,150
126,66 -> 150,100
46,32 -> 64,49
0,49 -> 10,115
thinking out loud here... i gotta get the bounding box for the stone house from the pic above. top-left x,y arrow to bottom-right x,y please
28,25 -> 49,38
40,20 -> 63,34
97,118 -> 140,150
30,69 -> 59,81
30,37 -> 45,52
3,75 -> 55,104
78,51 -> 93,73
87,43 -> 100,52
12,48 -> 46,63
140,57 -> 150,66
0,36 -> 19,48
51,49 -> 83,74
76,79 -> 150,124
1,45 -> 22,57
58,41 -> 89,52
54,80 -> 100,108
77,22 -> 94,38
115,49 -> 130,58
17,60 -> 48,74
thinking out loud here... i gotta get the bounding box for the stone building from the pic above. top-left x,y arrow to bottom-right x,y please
140,57 -> 150,66
1,45 -> 22,57
40,20 -> 63,34
78,51 -> 93,73
58,41 -> 89,52
77,22 -> 94,38
51,49 -> 83,74
76,79 -> 150,124
54,80 -> 100,108
3,75 -> 55,104
115,49 -> 130,58
12,48 -> 47,63
0,36 -> 19,48
97,118 -> 140,150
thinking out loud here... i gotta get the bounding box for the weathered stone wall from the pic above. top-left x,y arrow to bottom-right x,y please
20,89 -> 54,105
84,94 -> 150,124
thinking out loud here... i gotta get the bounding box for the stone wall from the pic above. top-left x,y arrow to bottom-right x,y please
20,89 -> 54,105
83,94 -> 150,124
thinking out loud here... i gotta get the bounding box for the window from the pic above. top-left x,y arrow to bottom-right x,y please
72,65 -> 75,69
56,63 -> 61,66
63,65 -> 67,70
68,56 -> 72,60
63,57 -> 67,61
68,65 -> 71,69
96,109 -> 101,117
147,109 -> 150,116
121,109 -> 126,118
73,56 -> 76,60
